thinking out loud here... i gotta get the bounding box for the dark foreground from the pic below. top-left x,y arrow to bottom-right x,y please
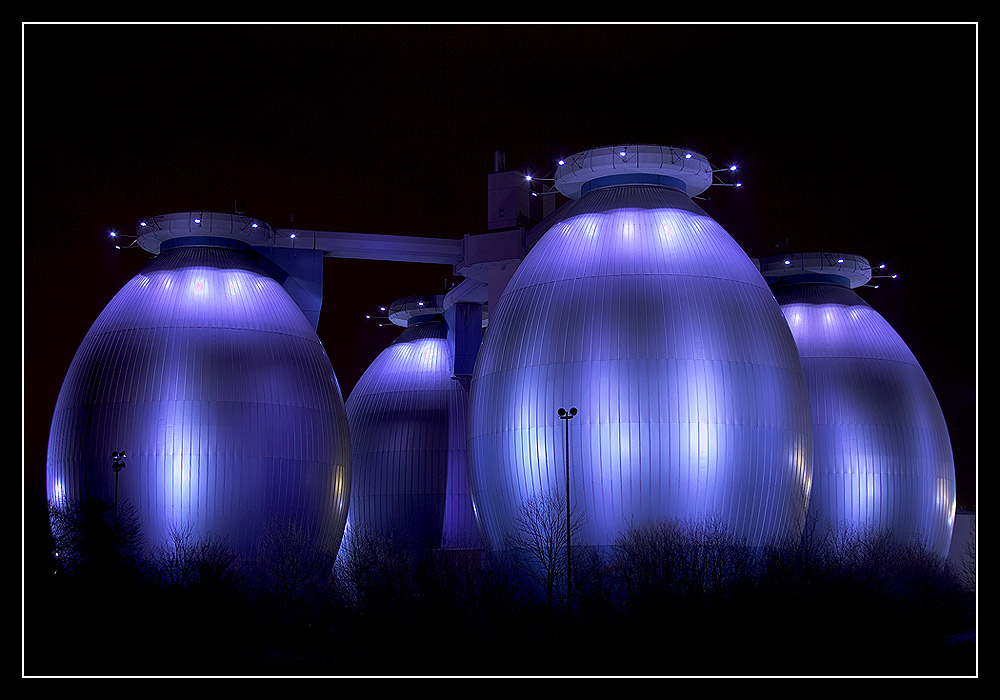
23,499 -> 976,677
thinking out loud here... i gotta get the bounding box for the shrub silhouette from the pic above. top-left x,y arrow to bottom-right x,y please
26,501 -> 974,676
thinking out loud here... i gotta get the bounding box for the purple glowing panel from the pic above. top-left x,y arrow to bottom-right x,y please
46,245 -> 351,563
468,184 -> 814,551
346,320 -> 480,553
775,281 -> 956,557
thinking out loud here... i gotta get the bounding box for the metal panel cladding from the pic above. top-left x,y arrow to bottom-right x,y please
773,275 -> 956,557
467,181 -> 814,552
46,244 -> 352,566
346,319 -> 481,553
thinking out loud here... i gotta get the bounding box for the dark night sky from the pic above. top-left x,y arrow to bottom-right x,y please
22,23 -> 978,513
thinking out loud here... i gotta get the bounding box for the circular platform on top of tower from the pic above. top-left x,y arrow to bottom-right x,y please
757,252 -> 873,288
136,211 -> 275,255
554,144 -> 714,199
387,294 -> 446,327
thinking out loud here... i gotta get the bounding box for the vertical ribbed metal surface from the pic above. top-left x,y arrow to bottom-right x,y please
775,281 -> 956,557
345,320 -> 480,553
468,184 -> 814,551
46,244 -> 352,564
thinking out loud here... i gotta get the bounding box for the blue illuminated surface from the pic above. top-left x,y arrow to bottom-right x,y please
468,184 -> 814,551
774,279 -> 956,557
345,320 -> 480,552
46,244 -> 351,565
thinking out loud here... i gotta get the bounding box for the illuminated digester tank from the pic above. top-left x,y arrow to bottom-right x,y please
759,253 -> 956,557
45,212 -> 352,566
345,295 -> 481,555
467,145 -> 814,551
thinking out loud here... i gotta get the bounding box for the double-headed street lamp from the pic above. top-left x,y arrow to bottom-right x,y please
111,450 -> 127,529
557,406 -> 577,606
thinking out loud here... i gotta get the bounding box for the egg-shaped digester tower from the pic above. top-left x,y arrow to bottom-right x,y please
759,253 -> 956,557
468,145 -> 814,551
46,212 -> 352,567
345,296 -> 481,556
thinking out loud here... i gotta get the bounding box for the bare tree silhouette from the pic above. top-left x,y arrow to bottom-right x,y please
505,490 -> 585,609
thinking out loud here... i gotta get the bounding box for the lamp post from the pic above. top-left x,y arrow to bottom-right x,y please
557,407 -> 577,607
111,450 -> 127,529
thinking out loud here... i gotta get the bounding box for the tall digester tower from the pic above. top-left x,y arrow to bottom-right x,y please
758,252 -> 956,557
45,212 -> 352,568
345,294 -> 481,556
467,145 -> 815,552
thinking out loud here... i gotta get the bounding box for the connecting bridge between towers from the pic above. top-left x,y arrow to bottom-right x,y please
276,226 -> 529,385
